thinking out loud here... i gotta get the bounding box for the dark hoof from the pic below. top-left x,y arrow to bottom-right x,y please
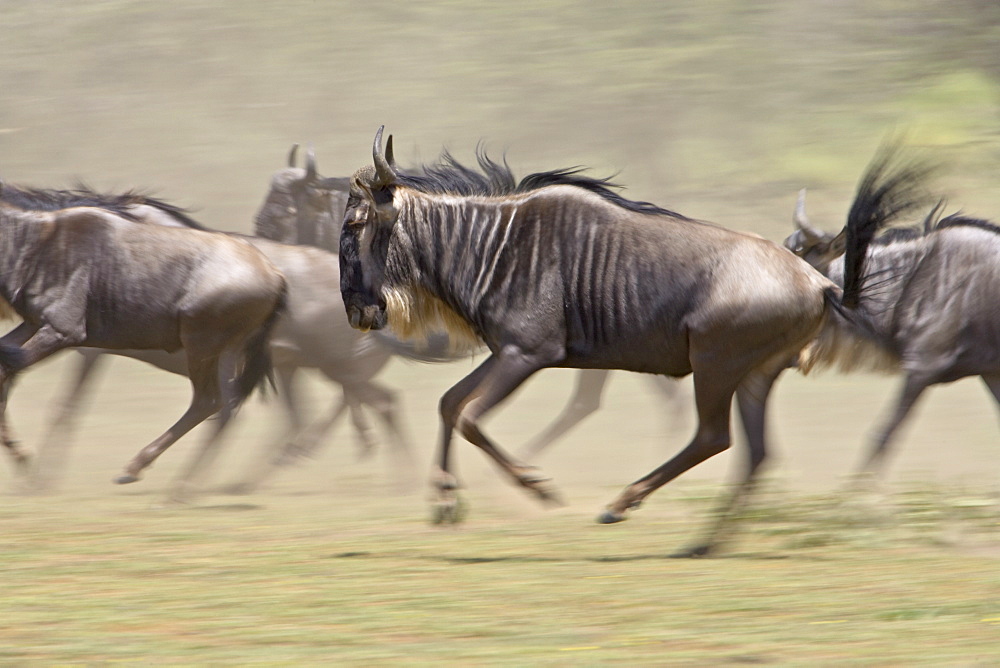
534,486 -> 566,507
431,495 -> 467,525
114,474 -> 141,485
596,509 -> 627,524
669,544 -> 713,559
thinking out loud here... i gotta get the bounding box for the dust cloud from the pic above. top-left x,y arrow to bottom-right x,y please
2,1 -> 999,501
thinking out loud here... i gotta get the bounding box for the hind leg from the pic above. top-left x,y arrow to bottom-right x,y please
599,365 -> 739,527
344,379 -> 417,491
227,365 -> 315,493
166,353 -> 242,502
519,369 -> 610,460
856,371 -> 931,478
673,361 -> 785,557
115,353 -> 223,484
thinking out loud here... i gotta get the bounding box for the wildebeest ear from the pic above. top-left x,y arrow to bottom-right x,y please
828,229 -> 847,256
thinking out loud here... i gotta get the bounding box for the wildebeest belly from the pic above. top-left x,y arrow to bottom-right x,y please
84,304 -> 184,351
560,325 -> 693,376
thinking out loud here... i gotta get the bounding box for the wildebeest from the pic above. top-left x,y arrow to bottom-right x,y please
247,144 -> 690,467
338,128 -> 916,555
0,182 -> 287,495
253,144 -> 350,252
25,183 -> 446,497
252,145 -> 689,462
785,147 -> 999,478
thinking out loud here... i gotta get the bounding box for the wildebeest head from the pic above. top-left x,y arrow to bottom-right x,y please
783,189 -> 846,274
339,127 -> 401,332
253,144 -> 350,251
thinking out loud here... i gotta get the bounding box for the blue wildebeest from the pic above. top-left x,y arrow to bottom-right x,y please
25,182 -> 451,498
786,145 -> 997,478
337,128 -> 912,556
250,144 -> 688,464
0,182 -> 287,495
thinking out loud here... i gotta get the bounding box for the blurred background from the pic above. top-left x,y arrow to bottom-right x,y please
2,0 -> 1000,498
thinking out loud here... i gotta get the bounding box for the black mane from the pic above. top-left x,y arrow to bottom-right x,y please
0,182 -> 207,230
0,183 -> 139,220
935,213 -> 1000,236
396,148 -> 686,218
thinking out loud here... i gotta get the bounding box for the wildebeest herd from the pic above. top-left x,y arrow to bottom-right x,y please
1,128 -> 993,556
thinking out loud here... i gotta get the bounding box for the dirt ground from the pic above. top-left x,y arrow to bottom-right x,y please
7,346 -> 997,507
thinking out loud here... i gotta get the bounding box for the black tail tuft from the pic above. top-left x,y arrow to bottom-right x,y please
233,282 -> 289,407
842,140 -> 935,308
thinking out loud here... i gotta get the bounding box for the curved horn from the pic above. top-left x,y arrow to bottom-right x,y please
385,135 -> 397,170
287,143 -> 299,168
372,126 -> 396,185
793,188 -> 823,239
305,145 -> 317,182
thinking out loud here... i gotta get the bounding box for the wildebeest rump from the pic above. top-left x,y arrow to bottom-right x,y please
785,145 -> 997,477
0,182 -> 287,492
338,128 -> 888,556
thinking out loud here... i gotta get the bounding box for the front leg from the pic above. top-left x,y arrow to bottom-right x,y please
432,355 -> 497,523
1,323 -> 75,473
433,345 -> 564,523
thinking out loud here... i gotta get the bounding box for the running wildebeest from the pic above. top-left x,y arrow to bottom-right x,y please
786,147 -> 999,479
338,128 -> 920,556
0,182 -> 287,495
252,144 -> 689,462
26,183 -> 447,497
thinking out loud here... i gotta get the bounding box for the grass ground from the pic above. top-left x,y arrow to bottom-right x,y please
1,358 -> 998,665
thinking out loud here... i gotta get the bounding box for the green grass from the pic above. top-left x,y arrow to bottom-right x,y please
1,482 -> 998,665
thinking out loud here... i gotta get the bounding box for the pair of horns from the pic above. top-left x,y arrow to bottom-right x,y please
287,143 -> 318,182
372,126 -> 398,185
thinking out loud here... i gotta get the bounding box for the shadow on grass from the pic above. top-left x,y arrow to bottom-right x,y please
328,550 -> 830,563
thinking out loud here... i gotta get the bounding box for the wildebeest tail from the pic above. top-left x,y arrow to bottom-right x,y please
842,140 -> 934,307
799,285 -> 899,375
234,280 -> 289,406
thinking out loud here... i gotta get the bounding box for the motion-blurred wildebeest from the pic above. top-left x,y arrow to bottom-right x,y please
253,144 -> 350,252
0,182 -> 287,494
27,183 -> 442,498
338,128 -> 915,556
786,146 -> 998,479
